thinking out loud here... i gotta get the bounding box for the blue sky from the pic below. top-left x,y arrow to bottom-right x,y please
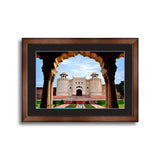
36,54 -> 124,87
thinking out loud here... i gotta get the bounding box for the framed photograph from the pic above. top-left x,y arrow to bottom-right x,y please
22,38 -> 138,122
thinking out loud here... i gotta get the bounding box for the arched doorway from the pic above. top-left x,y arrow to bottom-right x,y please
76,89 -> 82,96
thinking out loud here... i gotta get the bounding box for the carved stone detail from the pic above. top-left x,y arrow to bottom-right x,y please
40,57 -> 56,108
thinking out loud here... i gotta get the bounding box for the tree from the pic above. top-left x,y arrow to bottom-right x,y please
115,81 -> 124,98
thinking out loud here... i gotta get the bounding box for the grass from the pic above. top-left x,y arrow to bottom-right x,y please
36,99 -> 125,109
53,104 -> 61,107
96,100 -> 105,107
36,101 -> 41,107
36,100 -> 65,108
66,104 -> 76,108
85,104 -> 94,109
100,104 -> 106,107
95,100 -> 125,108
118,100 -> 124,109
118,104 -> 124,109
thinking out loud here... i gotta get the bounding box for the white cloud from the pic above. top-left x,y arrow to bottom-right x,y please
71,69 -> 79,73
78,63 -> 100,70
71,63 -> 101,79
61,59 -> 71,65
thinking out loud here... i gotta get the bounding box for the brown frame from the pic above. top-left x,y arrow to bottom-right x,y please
22,38 -> 138,122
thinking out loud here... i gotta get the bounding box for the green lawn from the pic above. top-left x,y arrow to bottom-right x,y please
66,104 -> 76,108
95,100 -> 124,108
118,100 -> 124,109
53,104 -> 61,107
85,104 -> 94,109
36,101 -> 41,107
36,100 -> 124,109
96,100 -> 105,107
36,100 -> 65,108
100,104 -> 106,107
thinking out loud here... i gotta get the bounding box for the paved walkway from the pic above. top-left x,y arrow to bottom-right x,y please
54,104 -> 69,108
90,104 -> 105,109
76,104 -> 86,109
54,103 -> 104,109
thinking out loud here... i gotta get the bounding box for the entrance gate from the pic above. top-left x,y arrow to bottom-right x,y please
76,89 -> 82,96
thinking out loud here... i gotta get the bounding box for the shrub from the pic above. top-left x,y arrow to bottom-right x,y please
60,100 -> 65,104
118,100 -> 124,104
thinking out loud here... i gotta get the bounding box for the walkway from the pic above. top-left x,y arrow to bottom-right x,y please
76,104 -> 86,109
54,104 -> 69,108
90,104 -> 105,109
54,103 -> 104,109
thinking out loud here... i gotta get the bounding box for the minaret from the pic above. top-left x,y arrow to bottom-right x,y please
56,72 -> 69,96
89,72 -> 102,96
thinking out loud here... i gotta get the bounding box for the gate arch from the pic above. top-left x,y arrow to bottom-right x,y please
76,89 -> 82,96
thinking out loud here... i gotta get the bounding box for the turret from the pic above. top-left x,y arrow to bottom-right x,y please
90,72 -> 99,79
89,72 -> 102,96
56,72 -> 69,96
60,72 -> 68,79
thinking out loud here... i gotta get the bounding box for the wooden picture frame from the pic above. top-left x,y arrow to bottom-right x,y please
22,38 -> 138,122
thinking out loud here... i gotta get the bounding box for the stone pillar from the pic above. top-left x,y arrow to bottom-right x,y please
50,75 -> 55,108
103,74 -> 109,108
106,82 -> 109,108
40,58 -> 54,108
104,55 -> 119,108
40,72 -> 51,108
107,78 -> 112,108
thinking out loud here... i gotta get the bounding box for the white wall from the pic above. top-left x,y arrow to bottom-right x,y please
0,0 -> 160,160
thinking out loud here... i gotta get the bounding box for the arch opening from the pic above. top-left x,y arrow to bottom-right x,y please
36,51 -> 124,109
55,52 -> 105,76
76,89 -> 82,96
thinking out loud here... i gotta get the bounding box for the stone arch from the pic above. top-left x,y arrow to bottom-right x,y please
38,51 -> 124,108
54,51 -> 105,76
76,89 -> 82,96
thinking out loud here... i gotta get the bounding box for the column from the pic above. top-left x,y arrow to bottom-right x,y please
40,58 -> 54,108
105,55 -> 119,108
50,75 -> 55,108
103,74 -> 109,108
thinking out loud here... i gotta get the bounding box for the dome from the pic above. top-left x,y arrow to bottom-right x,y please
90,72 -> 99,78
90,72 -> 98,76
60,72 -> 68,78
60,72 -> 68,77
